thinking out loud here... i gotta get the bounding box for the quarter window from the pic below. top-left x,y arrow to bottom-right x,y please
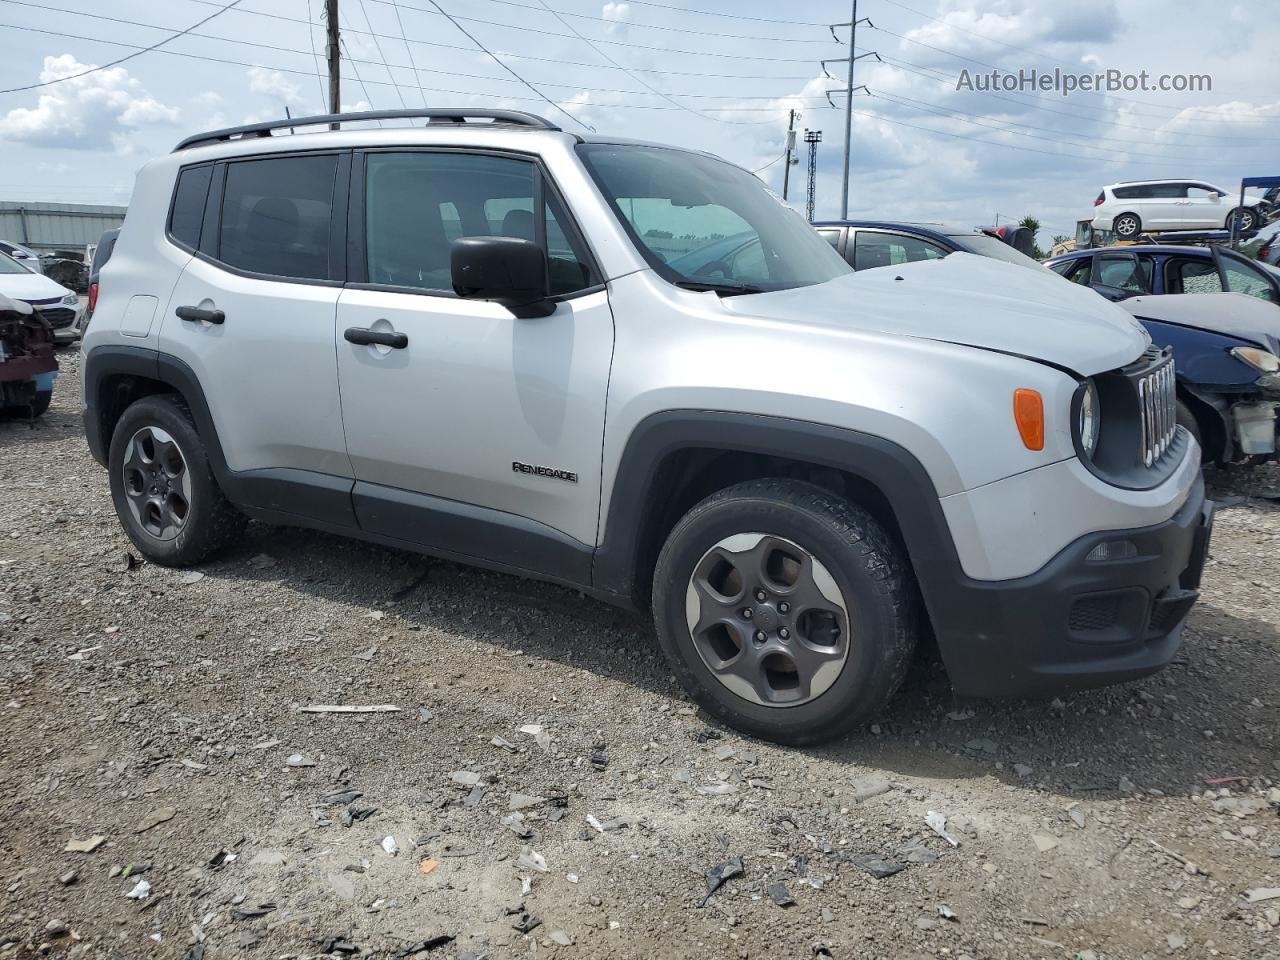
218,154 -> 338,281
852,232 -> 946,271
169,164 -> 213,250
363,152 -> 595,296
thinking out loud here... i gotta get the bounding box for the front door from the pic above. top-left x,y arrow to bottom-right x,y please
334,149 -> 613,574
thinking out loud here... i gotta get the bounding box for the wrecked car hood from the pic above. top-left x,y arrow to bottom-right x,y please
1124,292 -> 1280,353
722,253 -> 1148,376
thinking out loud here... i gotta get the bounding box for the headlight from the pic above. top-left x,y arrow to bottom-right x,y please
1076,379 -> 1100,458
1231,346 -> 1280,373
61,293 -> 78,306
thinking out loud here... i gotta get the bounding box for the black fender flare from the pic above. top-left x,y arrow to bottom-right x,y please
590,410 -> 965,621
83,346 -> 356,524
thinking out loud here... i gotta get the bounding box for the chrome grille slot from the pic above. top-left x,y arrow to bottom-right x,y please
1136,353 -> 1176,468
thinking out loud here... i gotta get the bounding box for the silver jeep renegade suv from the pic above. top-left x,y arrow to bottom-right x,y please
82,109 -> 1213,744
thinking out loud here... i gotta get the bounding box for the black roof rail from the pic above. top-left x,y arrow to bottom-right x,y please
173,108 -> 560,152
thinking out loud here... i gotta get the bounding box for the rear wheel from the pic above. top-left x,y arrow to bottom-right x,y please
1113,212 -> 1141,238
652,479 -> 917,745
1228,207 -> 1258,233
108,395 -> 243,566
27,390 -> 51,418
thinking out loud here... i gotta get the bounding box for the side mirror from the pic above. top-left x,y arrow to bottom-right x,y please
451,236 -> 552,318
1090,282 -> 1135,302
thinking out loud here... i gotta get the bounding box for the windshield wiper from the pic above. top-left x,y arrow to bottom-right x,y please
673,279 -> 766,297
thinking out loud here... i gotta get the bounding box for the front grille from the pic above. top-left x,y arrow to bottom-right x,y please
1134,349 -> 1177,468
35,306 -> 75,329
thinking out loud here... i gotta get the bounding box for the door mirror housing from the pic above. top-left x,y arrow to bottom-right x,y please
451,236 -> 553,318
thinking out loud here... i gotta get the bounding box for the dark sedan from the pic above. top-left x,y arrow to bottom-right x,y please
1045,244 -> 1280,305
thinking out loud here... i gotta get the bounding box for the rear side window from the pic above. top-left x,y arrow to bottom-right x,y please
851,231 -> 946,271
169,164 -> 213,250
1112,185 -> 1151,200
218,154 -> 338,281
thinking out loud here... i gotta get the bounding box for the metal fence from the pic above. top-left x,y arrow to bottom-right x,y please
0,201 -> 126,255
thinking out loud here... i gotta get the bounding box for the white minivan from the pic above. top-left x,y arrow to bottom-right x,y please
1093,179 -> 1263,238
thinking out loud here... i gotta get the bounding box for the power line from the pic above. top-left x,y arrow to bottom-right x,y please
566,0 -> 828,27
353,0 -> 407,108
388,0 -> 428,106
0,4 -> 839,109
338,35 -> 382,122
128,0 -> 827,82
0,0 -> 245,93
529,0 -> 774,127
411,0 -> 836,44
304,0 -> 327,109
751,152 -> 787,174
417,0 -> 591,130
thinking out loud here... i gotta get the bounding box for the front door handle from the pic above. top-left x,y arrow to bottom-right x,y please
344,326 -> 408,349
176,305 -> 225,325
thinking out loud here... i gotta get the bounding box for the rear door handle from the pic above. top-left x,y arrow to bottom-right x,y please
176,305 -> 224,325
344,326 -> 408,349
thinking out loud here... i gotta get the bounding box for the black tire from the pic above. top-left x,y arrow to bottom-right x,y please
108,394 -> 243,566
27,390 -> 51,418
1113,212 -> 1141,239
1228,207 -> 1258,233
1176,399 -> 1203,459
652,478 -> 917,745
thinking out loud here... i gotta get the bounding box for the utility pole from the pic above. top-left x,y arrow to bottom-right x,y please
804,129 -> 822,223
823,2 -> 874,220
782,109 -> 798,201
325,0 -> 340,125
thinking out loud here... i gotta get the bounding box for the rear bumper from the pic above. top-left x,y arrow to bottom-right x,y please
936,475 -> 1212,698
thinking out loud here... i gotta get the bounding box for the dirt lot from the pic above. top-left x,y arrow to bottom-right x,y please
2,350 -> 1279,960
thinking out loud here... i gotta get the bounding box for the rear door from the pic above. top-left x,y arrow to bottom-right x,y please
158,150 -> 354,511
334,148 -> 612,568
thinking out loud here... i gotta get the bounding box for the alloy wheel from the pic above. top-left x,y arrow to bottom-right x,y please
684,533 -> 851,707
121,426 -> 192,542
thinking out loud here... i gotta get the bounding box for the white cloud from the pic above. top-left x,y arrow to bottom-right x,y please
602,2 -> 630,34
0,54 -> 179,149
247,67 -> 305,106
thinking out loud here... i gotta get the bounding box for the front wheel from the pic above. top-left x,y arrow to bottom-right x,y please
108,395 -> 243,566
652,479 -> 917,745
1228,207 -> 1258,233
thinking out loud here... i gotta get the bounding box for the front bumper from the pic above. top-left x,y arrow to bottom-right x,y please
936,474 -> 1212,698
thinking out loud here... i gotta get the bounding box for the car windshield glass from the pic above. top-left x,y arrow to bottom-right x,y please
577,143 -> 850,293
0,250 -> 31,274
949,234 -> 1044,270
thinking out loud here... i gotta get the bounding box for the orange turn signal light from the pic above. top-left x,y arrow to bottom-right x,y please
1013,388 -> 1044,451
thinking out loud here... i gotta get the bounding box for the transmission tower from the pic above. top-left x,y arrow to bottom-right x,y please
804,129 -> 822,223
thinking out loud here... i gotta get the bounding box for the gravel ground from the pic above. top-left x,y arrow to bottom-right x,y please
2,349 -> 1279,960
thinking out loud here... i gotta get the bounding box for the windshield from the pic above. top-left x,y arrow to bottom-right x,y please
577,143 -> 850,293
0,250 -> 32,275
950,234 -> 1045,270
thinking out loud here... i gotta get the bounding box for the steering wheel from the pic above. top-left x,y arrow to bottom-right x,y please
693,259 -> 733,280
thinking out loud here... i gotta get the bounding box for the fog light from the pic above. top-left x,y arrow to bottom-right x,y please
1086,540 -> 1138,563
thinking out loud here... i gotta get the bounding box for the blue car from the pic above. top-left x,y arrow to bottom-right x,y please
1045,243 -> 1280,304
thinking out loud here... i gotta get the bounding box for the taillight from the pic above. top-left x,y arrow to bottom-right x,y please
87,282 -> 98,316
1262,244 -> 1273,260
1093,192 -> 1105,206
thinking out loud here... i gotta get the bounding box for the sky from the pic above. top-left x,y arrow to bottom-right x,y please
0,0 -> 1277,244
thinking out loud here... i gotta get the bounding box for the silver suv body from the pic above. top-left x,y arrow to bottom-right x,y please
82,110 -> 1213,743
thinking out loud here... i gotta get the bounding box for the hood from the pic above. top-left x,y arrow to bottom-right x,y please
0,270 -> 72,303
1124,292 -> 1280,354
720,253 -> 1148,376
